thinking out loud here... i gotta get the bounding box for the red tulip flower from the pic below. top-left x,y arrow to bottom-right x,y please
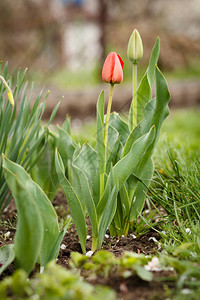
102,52 -> 124,84
100,52 -> 124,200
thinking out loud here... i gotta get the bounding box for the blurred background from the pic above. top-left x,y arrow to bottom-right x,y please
0,0 -> 200,122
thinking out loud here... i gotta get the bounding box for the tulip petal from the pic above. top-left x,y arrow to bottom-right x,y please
117,54 -> 124,69
102,52 -> 124,84
112,54 -> 123,84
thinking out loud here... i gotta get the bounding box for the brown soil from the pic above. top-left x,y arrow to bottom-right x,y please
0,192 -> 175,299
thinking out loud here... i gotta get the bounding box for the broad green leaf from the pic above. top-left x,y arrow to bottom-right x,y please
97,126 -> 155,216
0,244 -> 15,275
47,218 -> 71,263
146,37 -> 160,89
96,90 -> 105,174
31,135 -> 59,201
123,66 -> 170,157
112,126 -> 155,189
2,167 -> 43,273
130,158 -> 154,220
107,124 -> 119,158
72,165 -> 98,238
55,150 -> 87,253
2,156 -> 60,267
136,74 -> 151,123
97,184 -> 118,249
109,112 -> 130,146
73,143 -> 100,206
56,125 -> 77,171
106,124 -> 121,173
134,266 -> 153,282
131,68 -> 170,220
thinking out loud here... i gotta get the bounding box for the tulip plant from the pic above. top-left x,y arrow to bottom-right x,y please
55,29 -> 170,251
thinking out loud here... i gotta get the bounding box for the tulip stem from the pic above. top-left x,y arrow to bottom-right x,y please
100,83 -> 114,200
133,64 -> 137,129
104,83 -> 114,150
129,64 -> 137,131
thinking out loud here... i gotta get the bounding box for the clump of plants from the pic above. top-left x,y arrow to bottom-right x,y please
0,29 -> 170,277
0,64 -> 68,275
55,29 -> 170,252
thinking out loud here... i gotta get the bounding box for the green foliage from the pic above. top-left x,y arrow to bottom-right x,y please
1,157 -> 69,274
0,261 -> 116,300
0,245 -> 15,275
107,41 -> 170,235
0,62 -> 60,214
54,37 -> 170,249
70,250 -> 152,281
31,133 -> 60,201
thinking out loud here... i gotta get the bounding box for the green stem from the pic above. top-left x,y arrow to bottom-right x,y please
129,64 -> 138,131
133,64 -> 137,129
104,83 -> 114,150
100,173 -> 104,200
100,83 -> 114,199
92,236 -> 98,252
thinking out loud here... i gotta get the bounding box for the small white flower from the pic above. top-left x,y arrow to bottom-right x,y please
86,235 -> 91,240
4,231 -> 11,238
86,251 -> 94,257
60,244 -> 66,250
185,228 -> 191,234
181,289 -> 192,295
144,257 -> 161,272
105,234 -> 109,239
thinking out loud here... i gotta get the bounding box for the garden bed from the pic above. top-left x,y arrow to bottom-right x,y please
0,192 -> 176,299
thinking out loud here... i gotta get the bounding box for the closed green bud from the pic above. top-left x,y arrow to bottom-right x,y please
127,29 -> 143,64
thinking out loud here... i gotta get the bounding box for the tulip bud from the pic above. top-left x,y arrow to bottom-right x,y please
102,52 -> 124,84
127,29 -> 143,64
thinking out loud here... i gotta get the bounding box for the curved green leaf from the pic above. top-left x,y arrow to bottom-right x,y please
136,74 -> 151,123
73,143 -> 100,206
47,217 -> 71,263
112,126 -> 155,188
2,166 -> 43,274
97,184 -> 118,249
123,66 -> 170,157
109,112 -> 130,146
72,165 -> 98,239
97,126 -> 155,216
146,37 -> 160,89
55,150 -> 87,253
2,156 -> 60,267
0,244 -> 15,275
